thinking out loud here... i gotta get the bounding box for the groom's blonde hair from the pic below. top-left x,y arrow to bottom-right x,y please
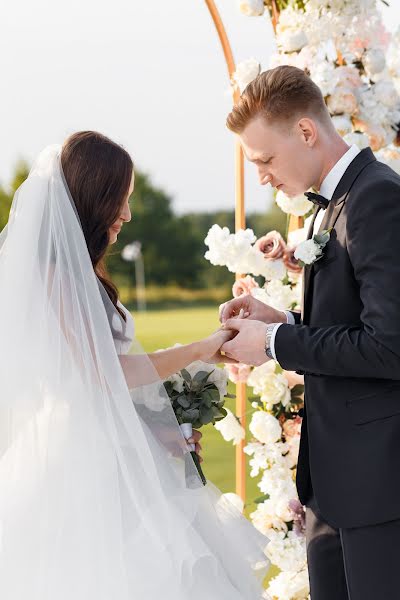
226,65 -> 331,133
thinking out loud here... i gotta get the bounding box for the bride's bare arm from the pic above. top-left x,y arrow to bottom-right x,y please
119,329 -> 236,389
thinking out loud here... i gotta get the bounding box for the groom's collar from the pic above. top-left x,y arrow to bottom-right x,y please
331,147 -> 376,205
320,144 -> 360,200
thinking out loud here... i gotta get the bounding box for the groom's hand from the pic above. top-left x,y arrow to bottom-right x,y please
221,319 -> 270,366
219,294 -> 287,325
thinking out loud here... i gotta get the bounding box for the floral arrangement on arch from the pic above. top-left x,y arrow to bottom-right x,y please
204,1 -> 400,598
205,223 -> 309,600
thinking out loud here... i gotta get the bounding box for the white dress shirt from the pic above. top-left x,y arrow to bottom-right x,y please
269,144 -> 361,361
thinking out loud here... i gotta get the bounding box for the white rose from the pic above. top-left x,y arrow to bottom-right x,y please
373,80 -> 400,109
264,280 -> 296,311
144,394 -> 168,412
250,411 -> 282,444
184,359 -> 214,379
250,500 -> 288,536
232,58 -> 260,93
262,258 -> 287,282
274,497 -> 295,522
167,373 -> 184,393
279,30 -> 308,53
343,131 -> 370,150
294,239 -> 322,265
332,114 -> 353,136
259,373 -> 291,407
248,361 -> 277,396
275,190 -> 313,217
221,492 -> 245,513
267,568 -> 310,600
376,146 -> 400,176
215,409 -> 245,445
208,365 -> 228,398
238,0 -> 264,16
327,88 -> 358,115
363,48 -> 386,77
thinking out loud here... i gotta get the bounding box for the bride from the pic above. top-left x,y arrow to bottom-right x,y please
0,131 -> 269,599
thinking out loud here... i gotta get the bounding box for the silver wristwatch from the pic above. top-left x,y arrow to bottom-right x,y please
265,323 -> 278,359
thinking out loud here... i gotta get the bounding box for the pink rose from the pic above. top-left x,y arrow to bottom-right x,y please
283,415 -> 302,439
255,231 -> 286,259
283,247 -> 303,274
288,499 -> 306,536
232,275 -> 259,298
226,363 -> 252,384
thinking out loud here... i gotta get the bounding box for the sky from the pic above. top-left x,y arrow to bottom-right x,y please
1,1 -> 400,214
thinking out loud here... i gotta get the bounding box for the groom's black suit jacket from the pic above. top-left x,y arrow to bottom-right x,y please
275,147 -> 400,528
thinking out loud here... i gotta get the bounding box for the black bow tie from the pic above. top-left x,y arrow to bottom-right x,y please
304,192 -> 330,210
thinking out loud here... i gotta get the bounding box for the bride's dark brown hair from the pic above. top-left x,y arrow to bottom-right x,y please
61,131 -> 133,321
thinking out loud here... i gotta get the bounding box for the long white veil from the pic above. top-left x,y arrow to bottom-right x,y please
0,145 -> 269,599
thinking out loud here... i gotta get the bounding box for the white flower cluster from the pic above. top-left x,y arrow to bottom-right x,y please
275,191 -> 313,217
251,279 -> 300,311
294,238 -> 322,266
238,0 -> 264,17
243,360 -> 305,594
266,529 -> 307,573
267,567 -> 310,600
248,362 -> 291,409
268,0 -> 400,152
232,57 -> 261,93
214,408 -> 246,445
204,224 -> 286,280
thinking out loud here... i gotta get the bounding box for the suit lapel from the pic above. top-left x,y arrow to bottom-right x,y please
301,147 -> 376,323
301,207 -> 320,320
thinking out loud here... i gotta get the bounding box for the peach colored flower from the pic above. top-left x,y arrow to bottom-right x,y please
232,275 -> 259,298
255,231 -> 286,260
282,369 -> 304,389
353,118 -> 387,152
283,415 -> 302,439
226,363 -> 252,384
283,247 -> 303,274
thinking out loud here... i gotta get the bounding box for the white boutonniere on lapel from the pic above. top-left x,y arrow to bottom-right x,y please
294,229 -> 332,267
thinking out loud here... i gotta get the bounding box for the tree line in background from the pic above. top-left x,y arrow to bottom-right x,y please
0,162 -> 286,293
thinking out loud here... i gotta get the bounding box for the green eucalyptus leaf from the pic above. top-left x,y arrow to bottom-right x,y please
291,385 -> 304,397
181,408 -> 200,424
181,369 -> 192,383
254,494 -> 270,504
177,396 -> 191,409
193,370 -> 212,386
200,407 -> 214,426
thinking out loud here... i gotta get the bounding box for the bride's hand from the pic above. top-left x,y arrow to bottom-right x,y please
199,328 -> 238,364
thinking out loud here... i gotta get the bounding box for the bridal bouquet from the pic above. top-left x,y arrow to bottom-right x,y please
164,360 -> 234,485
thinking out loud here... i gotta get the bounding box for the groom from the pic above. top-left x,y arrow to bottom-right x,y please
219,65 -> 400,599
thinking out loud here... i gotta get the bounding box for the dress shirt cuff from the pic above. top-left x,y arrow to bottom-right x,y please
270,323 -> 283,361
284,310 -> 296,325
270,312 -> 295,361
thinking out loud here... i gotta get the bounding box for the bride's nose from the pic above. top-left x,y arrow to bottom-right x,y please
121,201 -> 132,223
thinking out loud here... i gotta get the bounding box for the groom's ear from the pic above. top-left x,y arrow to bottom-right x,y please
297,117 -> 318,148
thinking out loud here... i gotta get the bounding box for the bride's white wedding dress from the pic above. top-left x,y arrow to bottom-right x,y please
0,146 -> 269,599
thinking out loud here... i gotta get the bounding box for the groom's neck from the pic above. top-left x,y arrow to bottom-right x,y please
314,135 -> 350,192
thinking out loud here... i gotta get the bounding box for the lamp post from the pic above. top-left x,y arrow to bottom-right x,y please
121,242 -> 147,312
